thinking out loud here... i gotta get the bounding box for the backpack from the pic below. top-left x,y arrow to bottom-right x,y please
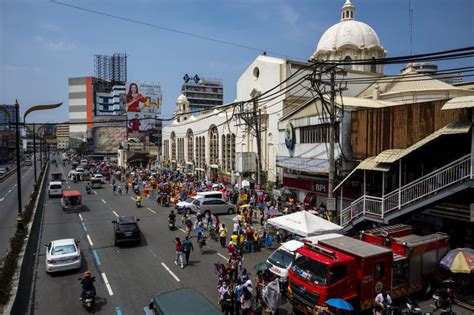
242,285 -> 252,300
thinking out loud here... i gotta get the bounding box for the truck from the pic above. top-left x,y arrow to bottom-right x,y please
287,224 -> 449,313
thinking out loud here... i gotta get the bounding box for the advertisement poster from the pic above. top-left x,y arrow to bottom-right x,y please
93,127 -> 127,154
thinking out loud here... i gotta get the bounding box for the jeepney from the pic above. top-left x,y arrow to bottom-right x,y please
61,190 -> 82,211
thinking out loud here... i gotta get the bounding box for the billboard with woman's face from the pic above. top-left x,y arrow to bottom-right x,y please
125,82 -> 161,134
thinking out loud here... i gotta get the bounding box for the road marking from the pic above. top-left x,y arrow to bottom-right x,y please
78,213 -> 83,221
92,249 -> 101,266
81,222 -> 88,232
86,234 -> 94,246
101,199 -> 106,204
179,228 -> 187,233
13,184 -> 17,187
93,191 -> 97,195
161,262 -> 181,282
146,207 -> 156,214
112,210 -> 119,217
101,272 -> 114,296
0,198 -> 4,202
217,253 -> 229,261
148,249 -> 157,257
116,307 -> 123,315
8,189 -> 12,193
130,197 -> 135,201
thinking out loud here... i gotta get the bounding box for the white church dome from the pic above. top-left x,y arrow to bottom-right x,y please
176,94 -> 189,104
311,0 -> 386,74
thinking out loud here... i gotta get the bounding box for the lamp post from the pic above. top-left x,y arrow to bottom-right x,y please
14,100 -> 23,228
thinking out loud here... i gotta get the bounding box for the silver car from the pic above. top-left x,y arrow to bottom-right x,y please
197,198 -> 236,216
45,238 -> 81,273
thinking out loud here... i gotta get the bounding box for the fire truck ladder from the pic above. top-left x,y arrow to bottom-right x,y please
340,154 -> 473,229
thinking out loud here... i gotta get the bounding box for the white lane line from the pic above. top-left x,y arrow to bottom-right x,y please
160,262 -> 181,282
101,199 -> 106,204
112,210 -> 119,217
101,272 -> 114,296
217,253 -> 229,261
0,198 -> 4,202
179,228 -> 186,234
8,189 -> 12,193
86,234 -> 94,246
68,185 -> 71,189
130,197 -> 135,201
13,184 -> 17,187
93,191 -> 97,195
146,207 -> 156,214
78,213 -> 84,221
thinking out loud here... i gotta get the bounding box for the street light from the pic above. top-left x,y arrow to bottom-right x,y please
23,102 -> 62,185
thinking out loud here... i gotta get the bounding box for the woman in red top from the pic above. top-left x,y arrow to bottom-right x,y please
125,83 -> 148,112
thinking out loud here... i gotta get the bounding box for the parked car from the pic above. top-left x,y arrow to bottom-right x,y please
0,168 -> 6,176
112,216 -> 141,245
45,238 -> 81,273
197,198 -> 236,216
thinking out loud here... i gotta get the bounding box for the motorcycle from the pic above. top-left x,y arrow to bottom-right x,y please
136,200 -> 142,208
405,296 -> 422,314
85,186 -> 92,194
168,219 -> 176,230
432,279 -> 455,310
79,277 -> 96,312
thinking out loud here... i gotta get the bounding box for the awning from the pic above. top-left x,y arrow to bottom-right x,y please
277,157 -> 329,174
373,120 -> 471,164
334,156 -> 391,191
195,168 -> 205,172
442,96 -> 474,110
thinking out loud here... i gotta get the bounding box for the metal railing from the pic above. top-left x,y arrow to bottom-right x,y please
340,154 -> 472,227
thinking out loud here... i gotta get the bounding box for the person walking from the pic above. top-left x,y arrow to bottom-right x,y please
174,237 -> 184,268
219,223 -> 228,248
197,232 -> 206,254
125,183 -> 129,194
183,236 -> 193,266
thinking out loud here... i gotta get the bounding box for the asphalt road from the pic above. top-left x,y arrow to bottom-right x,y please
24,160 -> 472,315
0,161 -> 38,258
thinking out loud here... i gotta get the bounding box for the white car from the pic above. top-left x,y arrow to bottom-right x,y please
45,238 -> 81,273
176,196 -> 202,213
48,181 -> 63,198
92,173 -> 105,183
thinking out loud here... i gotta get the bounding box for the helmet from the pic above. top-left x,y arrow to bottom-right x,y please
84,271 -> 92,277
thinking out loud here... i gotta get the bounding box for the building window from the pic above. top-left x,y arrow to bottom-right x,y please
371,57 -> 377,73
187,129 -> 194,162
222,134 -> 226,172
209,125 -> 219,165
164,139 -> 170,161
171,132 -> 176,161
231,134 -> 236,171
300,123 -> 339,144
177,138 -> 185,164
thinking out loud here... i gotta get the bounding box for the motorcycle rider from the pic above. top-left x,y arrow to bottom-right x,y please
135,194 -> 142,207
85,182 -> 92,194
168,210 -> 176,228
80,271 -> 96,300
374,291 -> 392,314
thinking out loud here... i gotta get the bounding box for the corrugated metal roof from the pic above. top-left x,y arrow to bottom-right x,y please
373,120 -> 471,164
321,235 -> 392,258
333,96 -> 399,109
442,96 -> 474,110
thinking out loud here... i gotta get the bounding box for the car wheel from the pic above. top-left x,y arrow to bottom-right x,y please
227,208 -> 234,214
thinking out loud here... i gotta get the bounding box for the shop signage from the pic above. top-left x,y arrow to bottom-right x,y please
283,176 -> 328,194
285,123 -> 296,150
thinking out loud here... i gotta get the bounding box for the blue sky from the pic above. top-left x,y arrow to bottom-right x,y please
1,0 -> 472,123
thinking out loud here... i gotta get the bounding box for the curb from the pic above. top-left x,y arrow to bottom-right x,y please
0,162 -> 48,315
0,162 -> 24,183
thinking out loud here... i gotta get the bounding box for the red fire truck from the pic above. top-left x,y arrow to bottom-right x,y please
287,224 -> 449,313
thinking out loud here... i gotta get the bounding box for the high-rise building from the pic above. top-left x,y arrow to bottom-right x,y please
181,75 -> 223,112
56,123 -> 70,150
68,77 -> 95,141
0,104 -> 16,130
94,53 -> 127,83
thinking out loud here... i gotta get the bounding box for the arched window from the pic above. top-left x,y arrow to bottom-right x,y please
371,57 -> 377,73
222,134 -> 226,171
187,129 -> 194,163
231,134 -> 236,171
343,56 -> 352,70
209,125 -> 219,165
170,132 -> 176,161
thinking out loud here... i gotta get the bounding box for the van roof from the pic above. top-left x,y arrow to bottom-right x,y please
196,191 -> 223,195
49,181 -> 62,185
279,240 -> 304,252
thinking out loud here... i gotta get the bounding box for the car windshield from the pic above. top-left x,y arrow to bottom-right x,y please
119,223 -> 138,231
268,249 -> 294,269
291,256 -> 328,286
52,244 -> 76,255
185,198 -> 194,203
50,185 -> 62,189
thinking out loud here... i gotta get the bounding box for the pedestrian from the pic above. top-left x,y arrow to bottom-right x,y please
125,183 -> 129,194
234,279 -> 243,315
222,284 -> 235,315
197,232 -> 206,254
113,183 -> 117,195
240,279 -> 254,315
174,236 -> 184,269
218,281 -> 230,312
219,223 -> 228,248
183,236 -> 193,266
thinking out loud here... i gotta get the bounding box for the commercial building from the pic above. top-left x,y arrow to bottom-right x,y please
68,77 -> 95,141
0,105 -> 16,162
56,123 -> 69,150
181,76 -> 223,112
0,105 -> 16,130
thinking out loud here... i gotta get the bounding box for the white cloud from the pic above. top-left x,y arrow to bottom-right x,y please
33,35 -> 77,50
40,23 -> 61,33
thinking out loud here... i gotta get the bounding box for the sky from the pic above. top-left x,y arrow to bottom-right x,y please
1,0 -> 473,123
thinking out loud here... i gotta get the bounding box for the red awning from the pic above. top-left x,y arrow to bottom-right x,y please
63,190 -> 81,197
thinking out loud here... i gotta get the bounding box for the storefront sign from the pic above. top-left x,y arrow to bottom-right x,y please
285,123 -> 296,151
283,176 -> 328,194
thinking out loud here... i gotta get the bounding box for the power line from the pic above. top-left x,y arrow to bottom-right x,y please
49,0 -> 304,61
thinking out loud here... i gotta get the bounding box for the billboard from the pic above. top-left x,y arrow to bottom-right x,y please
125,82 -> 161,143
93,127 -> 127,154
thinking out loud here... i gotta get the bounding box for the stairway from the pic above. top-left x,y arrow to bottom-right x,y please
340,154 -> 473,229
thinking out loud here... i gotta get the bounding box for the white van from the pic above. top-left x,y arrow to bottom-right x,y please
267,233 -> 342,282
48,181 -> 63,198
196,191 -> 224,200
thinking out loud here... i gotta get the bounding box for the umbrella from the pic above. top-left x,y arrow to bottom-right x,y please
232,215 -> 243,222
253,261 -> 271,272
241,180 -> 250,188
325,298 -> 354,311
439,248 -> 474,274
193,227 -> 206,234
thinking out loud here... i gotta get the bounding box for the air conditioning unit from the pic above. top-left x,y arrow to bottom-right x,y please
236,152 -> 257,173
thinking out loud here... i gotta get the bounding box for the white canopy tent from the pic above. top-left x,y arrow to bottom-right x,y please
267,211 -> 343,237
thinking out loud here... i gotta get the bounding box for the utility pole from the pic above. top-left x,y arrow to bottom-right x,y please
253,100 -> 263,186
14,100 -> 23,228
327,70 -> 337,220
33,123 -> 37,184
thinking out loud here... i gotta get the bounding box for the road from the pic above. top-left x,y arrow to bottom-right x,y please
0,161 -> 38,258
19,160 -> 473,314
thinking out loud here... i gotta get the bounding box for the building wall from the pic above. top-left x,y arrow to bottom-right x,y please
351,100 -> 470,159
69,77 -> 94,140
